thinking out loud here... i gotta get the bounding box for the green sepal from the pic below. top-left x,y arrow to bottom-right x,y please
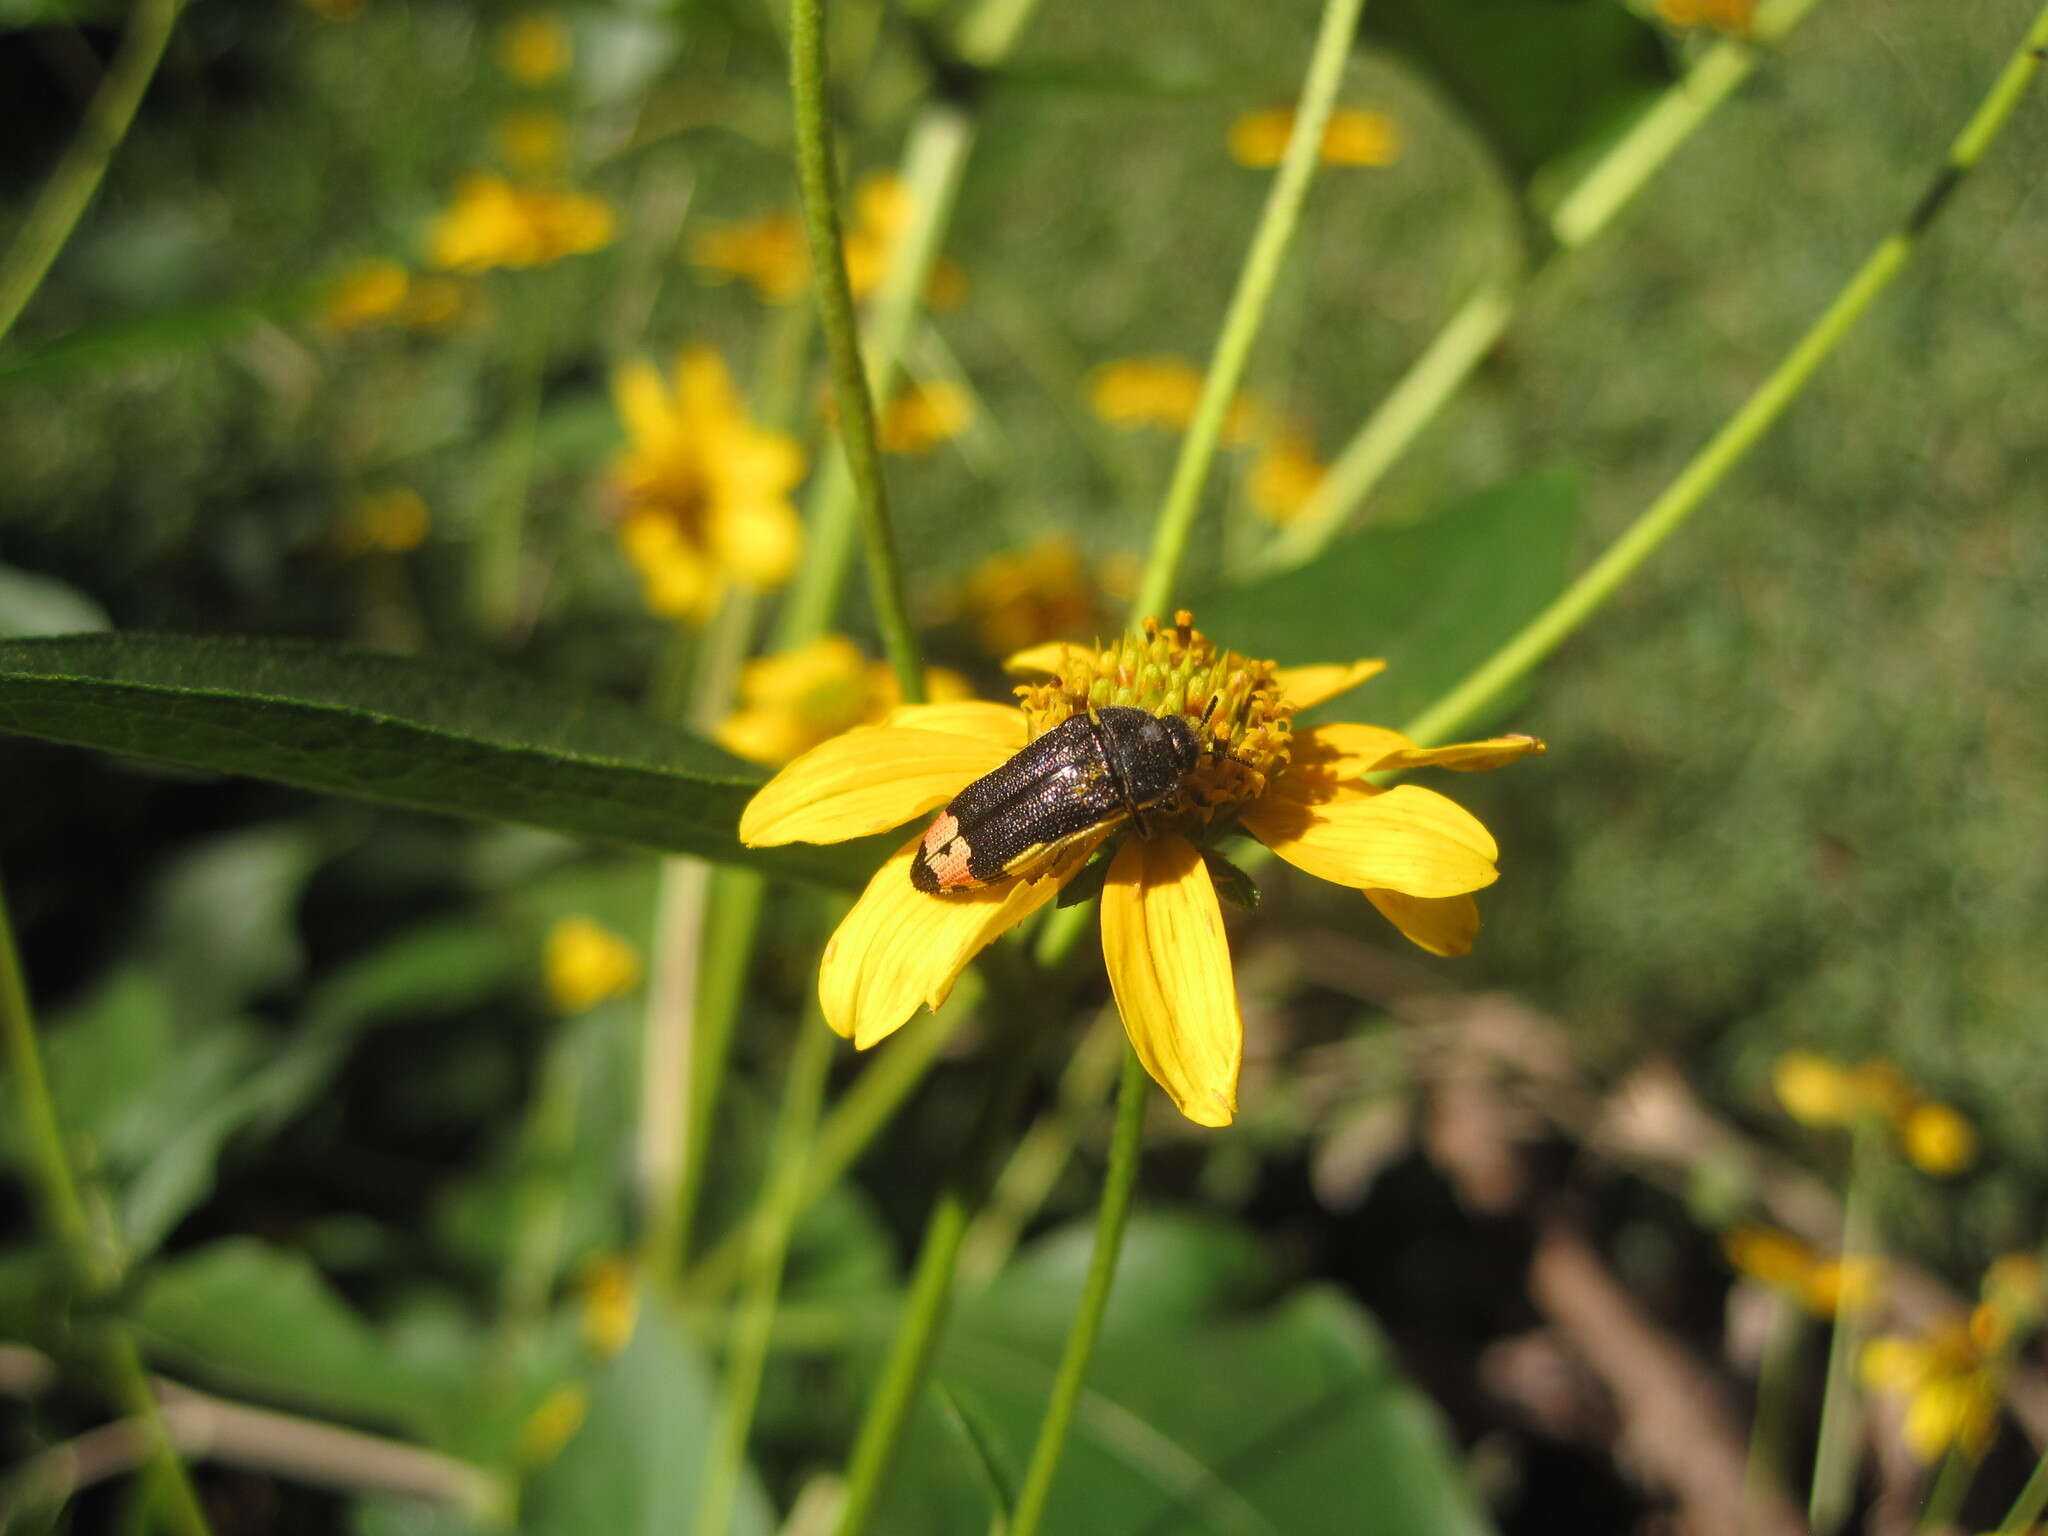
1201,847 -> 1261,911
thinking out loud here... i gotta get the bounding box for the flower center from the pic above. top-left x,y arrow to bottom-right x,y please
1014,610 -> 1293,828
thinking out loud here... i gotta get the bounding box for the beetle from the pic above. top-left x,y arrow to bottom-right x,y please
911,705 -> 1203,894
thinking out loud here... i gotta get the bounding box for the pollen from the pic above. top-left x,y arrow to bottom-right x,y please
1014,610 -> 1293,825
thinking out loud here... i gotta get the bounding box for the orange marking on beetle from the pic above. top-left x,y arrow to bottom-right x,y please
915,812 -> 978,891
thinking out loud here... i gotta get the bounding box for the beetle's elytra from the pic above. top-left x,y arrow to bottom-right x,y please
911,705 -> 1203,894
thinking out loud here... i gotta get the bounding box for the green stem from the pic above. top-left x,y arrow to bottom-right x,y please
470,294 -> 549,639
1808,1120 -> 1882,1533
788,0 -> 925,703
1402,8 -> 2048,749
831,1189 -> 972,1536
1918,1444 -> 1976,1534
1743,1295 -> 1805,1524
499,1027 -> 584,1341
1128,0 -> 1370,620
687,991 -> 977,1306
0,874 -> 211,1534
1006,1047 -> 1148,1536
0,0 -> 180,345
1994,1442 -> 2048,1533
1260,0 -> 1833,570
694,1005 -> 837,1536
772,103 -> 976,653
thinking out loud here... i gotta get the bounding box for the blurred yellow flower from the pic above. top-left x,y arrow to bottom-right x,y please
742,613 -> 1540,1126
611,347 -> 805,625
1772,1049 -> 1859,1125
717,636 -> 972,768
960,536 -> 1102,660
689,174 -> 965,308
879,380 -> 973,456
1722,1225 -> 1879,1316
336,488 -> 430,556
1088,357 -> 1262,445
1229,106 -> 1402,169
545,917 -> 641,1014
497,111 -> 569,174
578,1254 -> 640,1358
500,13 -> 571,85
427,174 -> 615,273
1248,430 -> 1325,525
317,259 -> 410,331
399,275 -> 477,332
516,1383 -> 588,1467
1861,1321 -> 2000,1463
1656,0 -> 1754,34
1901,1101 -> 1977,1176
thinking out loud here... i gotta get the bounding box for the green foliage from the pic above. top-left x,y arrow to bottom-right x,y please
1201,470 -> 1581,728
873,1216 -> 1496,1536
0,635 -> 886,888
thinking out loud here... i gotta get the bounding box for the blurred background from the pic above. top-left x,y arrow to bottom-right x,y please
2,0 -> 2045,1530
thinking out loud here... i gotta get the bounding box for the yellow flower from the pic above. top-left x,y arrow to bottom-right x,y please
960,536 -> 1104,660
497,111 -> 569,174
739,612 -> 1540,1127
516,1383 -> 588,1467
717,636 -> 973,768
1722,1225 -> 1878,1316
427,174 -> 614,273
1248,431 -> 1325,525
577,1254 -> 640,1359
337,487 -> 430,556
317,259 -> 411,331
1861,1320 -> 2000,1463
500,13 -> 571,85
545,917 -> 641,1014
1656,0 -> 1754,34
1901,1101 -> 1977,1176
610,347 -> 806,625
688,174 -> 966,309
1229,106 -> 1402,169
398,276 -> 477,332
1088,357 -> 1263,445
878,380 -> 973,456
1772,1049 -> 1859,1125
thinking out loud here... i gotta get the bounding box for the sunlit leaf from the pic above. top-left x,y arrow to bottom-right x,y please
0,635 -> 889,887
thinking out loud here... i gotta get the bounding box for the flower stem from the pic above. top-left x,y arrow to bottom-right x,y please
1005,1045 -> 1149,1536
693,1003 -> 837,1536
1128,0 -> 1370,620
687,991 -> 977,1306
0,0 -> 180,345
1402,7 -> 2048,749
788,0 -> 925,704
772,102 -> 976,654
1258,0 -> 1835,572
1994,1443 -> 2048,1533
830,1189 -> 971,1536
1808,1119 -> 1881,1533
0,873 -> 212,1534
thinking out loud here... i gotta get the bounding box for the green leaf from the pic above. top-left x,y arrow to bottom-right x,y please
934,1381 -> 1019,1528
1201,849 -> 1260,911
874,1215 -> 1494,1536
523,1305 -> 775,1536
1360,0 -> 1673,197
132,1239 -> 446,1436
0,635 -> 886,888
1201,470 -> 1582,729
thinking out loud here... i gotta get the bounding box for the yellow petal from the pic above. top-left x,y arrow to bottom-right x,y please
1002,641 -> 1077,676
821,839 -> 1060,1047
1292,722 -> 1414,779
880,701 -> 1030,750
739,726 -> 1010,846
611,359 -> 674,454
1365,890 -> 1479,956
1241,783 -> 1498,898
713,498 -> 803,587
1373,734 -> 1547,773
1271,659 -> 1386,711
1100,834 -> 1241,1128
